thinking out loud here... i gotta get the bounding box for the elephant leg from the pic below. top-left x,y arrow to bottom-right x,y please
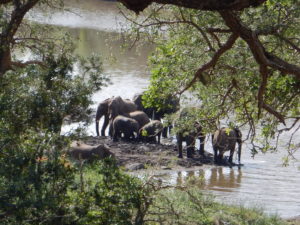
113,130 -> 119,142
229,148 -> 234,163
177,133 -> 183,158
101,115 -> 109,136
108,122 -> 113,138
169,124 -> 173,136
213,146 -> 219,163
218,151 -> 224,163
157,132 -> 162,144
186,137 -> 194,158
96,120 -> 100,136
199,134 -> 205,156
162,126 -> 168,138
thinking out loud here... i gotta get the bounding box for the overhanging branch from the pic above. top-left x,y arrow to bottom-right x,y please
219,10 -> 300,81
179,32 -> 238,94
118,0 -> 266,14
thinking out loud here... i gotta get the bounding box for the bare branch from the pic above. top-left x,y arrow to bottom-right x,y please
262,103 -> 286,125
11,60 -> 46,68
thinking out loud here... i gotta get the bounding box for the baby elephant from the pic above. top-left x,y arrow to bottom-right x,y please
113,115 -> 139,141
139,120 -> 163,144
69,141 -> 114,160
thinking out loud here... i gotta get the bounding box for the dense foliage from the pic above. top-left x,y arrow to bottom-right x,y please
122,0 -> 300,156
0,129 -> 150,224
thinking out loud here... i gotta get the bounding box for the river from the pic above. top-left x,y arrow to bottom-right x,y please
27,0 -> 300,219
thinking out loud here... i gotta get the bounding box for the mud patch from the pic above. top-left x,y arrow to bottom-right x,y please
84,136 -> 215,170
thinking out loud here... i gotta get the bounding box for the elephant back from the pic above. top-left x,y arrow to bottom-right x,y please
213,128 -> 237,151
128,111 -> 150,129
113,115 -> 139,133
109,96 -> 137,119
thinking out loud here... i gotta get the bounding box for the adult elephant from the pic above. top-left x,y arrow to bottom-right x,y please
112,115 -> 139,142
212,127 -> 242,164
95,98 -> 113,136
133,92 -> 180,137
175,108 -> 205,158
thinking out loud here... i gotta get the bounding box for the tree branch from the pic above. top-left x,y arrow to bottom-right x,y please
118,0 -> 266,14
11,60 -> 46,68
179,32 -> 238,94
219,10 -> 300,81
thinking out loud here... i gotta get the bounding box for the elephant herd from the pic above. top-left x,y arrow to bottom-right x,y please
95,94 -> 242,165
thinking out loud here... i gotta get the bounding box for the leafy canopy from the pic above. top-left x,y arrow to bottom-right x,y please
122,1 -> 300,156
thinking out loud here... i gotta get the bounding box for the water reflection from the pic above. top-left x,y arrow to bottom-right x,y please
175,167 -> 242,192
207,167 -> 242,192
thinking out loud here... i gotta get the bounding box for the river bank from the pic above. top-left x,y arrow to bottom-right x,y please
84,136 -> 216,171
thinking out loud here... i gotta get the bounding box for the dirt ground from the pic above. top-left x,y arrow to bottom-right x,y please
84,136 -> 218,171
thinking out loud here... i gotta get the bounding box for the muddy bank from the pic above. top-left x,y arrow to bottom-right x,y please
83,136 -> 218,171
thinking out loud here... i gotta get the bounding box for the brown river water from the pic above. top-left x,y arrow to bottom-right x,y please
27,0 -> 300,218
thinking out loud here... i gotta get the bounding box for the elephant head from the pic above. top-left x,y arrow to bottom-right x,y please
95,98 -> 113,136
139,120 -> 163,144
212,127 -> 242,164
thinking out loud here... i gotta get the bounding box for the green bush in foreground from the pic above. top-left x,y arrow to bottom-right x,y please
0,130 -> 151,225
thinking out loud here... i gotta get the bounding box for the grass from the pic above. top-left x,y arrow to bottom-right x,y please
73,163 -> 289,225
147,188 -> 288,225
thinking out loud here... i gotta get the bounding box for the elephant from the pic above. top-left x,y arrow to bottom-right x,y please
112,115 -> 139,142
212,127 -> 242,164
133,92 -> 180,137
95,98 -> 113,136
108,96 -> 138,120
132,92 -> 155,119
139,120 -> 163,144
175,108 -> 205,158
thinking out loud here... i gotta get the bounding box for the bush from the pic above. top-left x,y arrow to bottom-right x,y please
0,129 -> 153,225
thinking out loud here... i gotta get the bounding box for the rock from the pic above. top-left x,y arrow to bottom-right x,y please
138,145 -> 150,152
161,166 -> 172,170
125,163 -> 145,171
69,141 -> 114,160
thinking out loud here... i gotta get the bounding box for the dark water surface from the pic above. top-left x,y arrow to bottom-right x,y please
28,0 -> 300,218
